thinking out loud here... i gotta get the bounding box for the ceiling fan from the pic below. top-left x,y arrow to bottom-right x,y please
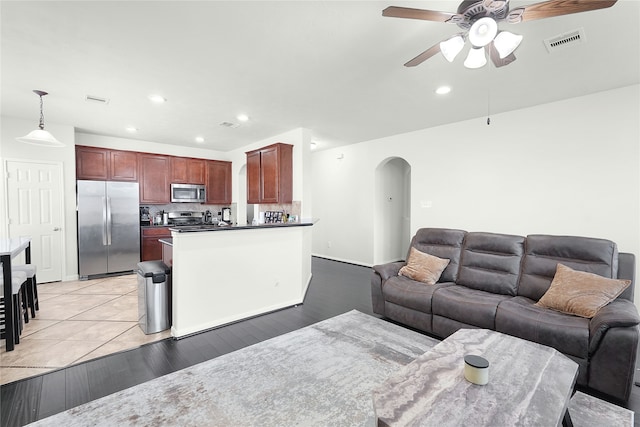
383,0 -> 617,69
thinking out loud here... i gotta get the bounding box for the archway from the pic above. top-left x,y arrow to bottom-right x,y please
373,157 -> 411,264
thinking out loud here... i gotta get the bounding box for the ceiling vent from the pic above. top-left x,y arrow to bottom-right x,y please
219,121 -> 239,128
85,95 -> 109,104
544,28 -> 586,53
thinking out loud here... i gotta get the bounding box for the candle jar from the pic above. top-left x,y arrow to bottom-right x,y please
464,355 -> 489,385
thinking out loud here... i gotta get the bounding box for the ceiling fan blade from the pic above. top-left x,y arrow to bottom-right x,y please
515,0 -> 617,23
489,43 -> 516,67
383,6 -> 457,22
404,43 -> 441,67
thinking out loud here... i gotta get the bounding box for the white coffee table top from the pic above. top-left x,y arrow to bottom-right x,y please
373,328 -> 578,427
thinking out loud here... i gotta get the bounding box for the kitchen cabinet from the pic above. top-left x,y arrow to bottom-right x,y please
206,160 -> 232,204
141,227 -> 171,261
76,146 -> 138,181
139,154 -> 171,204
171,157 -> 206,184
246,143 -> 292,204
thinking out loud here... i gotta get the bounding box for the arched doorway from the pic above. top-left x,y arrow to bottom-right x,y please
374,157 -> 411,264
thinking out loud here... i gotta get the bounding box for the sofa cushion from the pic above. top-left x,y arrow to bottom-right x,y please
409,228 -> 466,283
496,296 -> 589,359
399,247 -> 450,285
536,263 -> 631,318
456,232 -> 525,296
431,285 -> 510,330
383,275 -> 453,314
519,235 -> 619,302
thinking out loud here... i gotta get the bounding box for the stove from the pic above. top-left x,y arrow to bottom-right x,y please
167,211 -> 204,226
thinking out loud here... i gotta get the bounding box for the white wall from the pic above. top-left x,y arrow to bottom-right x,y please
0,117 -> 78,280
311,85 -> 640,304
75,133 -> 229,160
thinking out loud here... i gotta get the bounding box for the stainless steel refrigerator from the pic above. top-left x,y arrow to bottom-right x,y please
77,180 -> 140,279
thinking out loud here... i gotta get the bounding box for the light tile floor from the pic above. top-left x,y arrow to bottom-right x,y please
0,274 -> 170,385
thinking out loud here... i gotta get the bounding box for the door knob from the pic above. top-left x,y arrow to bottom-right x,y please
53,227 -> 61,231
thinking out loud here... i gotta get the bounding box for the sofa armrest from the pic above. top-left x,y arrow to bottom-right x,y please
371,262 -> 405,316
589,299 -> 640,354
372,261 -> 405,282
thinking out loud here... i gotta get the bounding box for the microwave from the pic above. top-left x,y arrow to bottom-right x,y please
171,183 -> 206,203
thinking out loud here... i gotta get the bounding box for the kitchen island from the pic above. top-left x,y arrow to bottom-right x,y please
164,220 -> 315,338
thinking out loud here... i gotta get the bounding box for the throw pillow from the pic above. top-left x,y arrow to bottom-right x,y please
398,247 -> 450,285
535,263 -> 631,318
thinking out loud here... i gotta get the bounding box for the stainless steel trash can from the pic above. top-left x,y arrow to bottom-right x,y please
137,260 -> 171,334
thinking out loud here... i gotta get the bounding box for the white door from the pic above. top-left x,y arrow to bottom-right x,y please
6,160 -> 64,283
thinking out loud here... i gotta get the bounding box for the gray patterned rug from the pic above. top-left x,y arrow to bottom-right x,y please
30,310 -> 632,426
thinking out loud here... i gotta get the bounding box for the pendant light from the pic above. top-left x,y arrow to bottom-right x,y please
16,90 -> 64,147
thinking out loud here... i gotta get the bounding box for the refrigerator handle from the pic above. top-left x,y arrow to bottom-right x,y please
102,196 -> 108,245
106,197 -> 112,246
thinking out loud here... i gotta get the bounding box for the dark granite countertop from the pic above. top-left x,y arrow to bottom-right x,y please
169,219 -> 317,233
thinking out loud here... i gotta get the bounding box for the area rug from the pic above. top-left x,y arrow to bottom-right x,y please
29,310 -> 633,426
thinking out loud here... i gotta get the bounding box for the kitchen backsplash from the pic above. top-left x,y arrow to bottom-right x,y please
145,203 -> 237,224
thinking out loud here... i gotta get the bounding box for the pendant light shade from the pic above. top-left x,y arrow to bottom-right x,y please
493,31 -> 523,59
439,34 -> 465,62
16,90 -> 64,147
468,17 -> 498,47
464,47 -> 487,69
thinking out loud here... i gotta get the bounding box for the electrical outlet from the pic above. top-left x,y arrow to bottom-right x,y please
327,241 -> 332,248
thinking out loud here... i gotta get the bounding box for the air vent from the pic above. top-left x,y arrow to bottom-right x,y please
219,121 -> 239,128
85,95 -> 109,104
544,28 -> 586,53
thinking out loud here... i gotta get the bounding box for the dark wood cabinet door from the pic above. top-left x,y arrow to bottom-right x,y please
76,146 -> 109,180
246,151 -> 261,204
206,160 -> 232,204
245,143 -> 292,204
260,146 -> 279,203
109,150 -> 138,181
172,157 -> 206,184
139,154 -> 171,203
141,227 -> 170,261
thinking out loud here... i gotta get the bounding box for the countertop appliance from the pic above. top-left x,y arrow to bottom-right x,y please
171,183 -> 205,203
77,180 -> 140,279
140,206 -> 151,226
167,211 -> 204,226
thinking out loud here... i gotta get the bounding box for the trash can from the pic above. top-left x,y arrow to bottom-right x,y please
137,260 -> 171,334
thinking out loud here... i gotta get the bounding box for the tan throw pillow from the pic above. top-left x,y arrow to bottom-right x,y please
535,263 -> 631,318
398,247 -> 450,285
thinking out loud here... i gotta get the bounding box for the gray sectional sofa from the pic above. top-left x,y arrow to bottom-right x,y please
371,228 -> 639,402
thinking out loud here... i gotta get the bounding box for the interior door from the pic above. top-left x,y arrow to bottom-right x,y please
6,160 -> 64,283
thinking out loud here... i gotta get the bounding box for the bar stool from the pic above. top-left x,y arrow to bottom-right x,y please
0,270 -> 27,344
12,264 -> 38,318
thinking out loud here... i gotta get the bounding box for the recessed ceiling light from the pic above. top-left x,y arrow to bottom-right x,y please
126,126 -> 138,133
148,94 -> 166,103
236,114 -> 249,122
195,136 -> 205,143
435,86 -> 451,95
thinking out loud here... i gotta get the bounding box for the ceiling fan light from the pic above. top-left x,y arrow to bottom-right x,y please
493,31 -> 523,59
439,35 -> 465,62
16,129 -> 65,147
469,17 -> 498,47
464,47 -> 487,69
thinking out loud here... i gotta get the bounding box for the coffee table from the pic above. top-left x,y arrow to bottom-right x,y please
373,328 -> 579,426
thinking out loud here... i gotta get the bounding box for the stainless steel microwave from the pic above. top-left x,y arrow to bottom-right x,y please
171,183 -> 206,203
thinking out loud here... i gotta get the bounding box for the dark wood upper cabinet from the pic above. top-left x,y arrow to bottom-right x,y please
246,143 -> 293,204
171,157 -> 206,184
76,146 -> 109,180
109,149 -> 138,181
206,160 -> 232,205
76,146 -> 137,182
139,154 -> 171,204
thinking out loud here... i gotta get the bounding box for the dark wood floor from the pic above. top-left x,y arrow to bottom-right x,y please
1,256 -> 639,426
